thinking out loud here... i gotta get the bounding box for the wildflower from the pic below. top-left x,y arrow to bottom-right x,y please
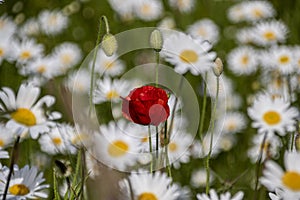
217,112 -> 247,135
161,32 -> 216,75
0,150 -> 9,159
187,18 -> 220,45
0,82 -> 61,139
38,9 -> 68,35
227,46 -> 258,75
0,15 -> 16,39
122,85 -> 170,126
168,0 -> 195,13
134,0 -> 163,21
0,124 -> 14,149
26,56 -> 59,79
247,93 -> 298,136
119,170 -> 181,200
191,168 -> 214,188
260,151 -> 300,198
19,18 -> 40,36
197,189 -> 244,200
65,69 -> 91,93
0,165 -> 49,199
108,0 -> 135,20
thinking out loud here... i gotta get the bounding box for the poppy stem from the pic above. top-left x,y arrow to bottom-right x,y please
3,135 -> 20,200
199,72 -> 208,143
155,51 -> 160,87
156,126 -> 159,159
206,75 -> 219,194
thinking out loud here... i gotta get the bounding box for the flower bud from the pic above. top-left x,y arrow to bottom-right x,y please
101,33 -> 118,56
213,57 -> 223,77
150,29 -> 163,52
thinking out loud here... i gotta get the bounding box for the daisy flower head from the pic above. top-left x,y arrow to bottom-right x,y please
227,46 -> 259,75
261,45 -> 296,75
26,56 -> 59,80
247,133 -> 281,163
108,0 -> 135,20
119,170 -> 181,200
38,123 -> 77,155
52,42 -> 82,75
11,38 -> 44,65
93,77 -> 133,104
248,93 -> 299,136
0,124 -> 14,149
227,3 -> 246,23
260,151 -> 300,197
0,38 -> 12,65
19,18 -> 40,37
0,15 -> 16,39
236,28 -> 255,45
293,46 -> 300,74
197,189 -> 244,200
0,82 -> 61,139
206,72 -> 233,99
94,120 -> 141,171
251,20 -> 288,47
0,165 -> 49,199
191,168 -> 214,188
168,0 -> 195,13
134,0 -> 163,21
217,111 -> 247,135
161,32 -> 216,75
38,9 -> 68,35
187,18 -> 220,45
92,49 -> 125,77
243,1 -> 276,22
198,132 -> 222,158
157,17 -> 176,29
65,69 -> 91,94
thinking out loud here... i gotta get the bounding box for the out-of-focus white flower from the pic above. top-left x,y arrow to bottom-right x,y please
168,0 -> 195,13
38,9 -> 68,35
134,0 -> 163,21
197,189 -> 244,200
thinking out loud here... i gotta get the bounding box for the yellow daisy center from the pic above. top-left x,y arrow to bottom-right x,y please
263,31 -> 276,41
49,15 -> 58,26
52,137 -> 62,145
108,140 -> 129,157
11,108 -> 36,126
141,4 -> 151,14
9,184 -> 30,196
0,139 -> 4,147
241,55 -> 249,65
138,192 -> 158,200
282,171 -> 300,191
106,90 -> 119,100
104,61 -> 115,69
227,122 -> 237,132
279,55 -> 290,64
0,48 -> 4,56
20,51 -> 31,60
37,65 -> 46,74
197,27 -> 207,37
141,136 -> 148,143
61,54 -> 72,65
263,110 -> 281,125
179,50 -> 198,63
168,142 -> 178,152
253,8 -> 263,17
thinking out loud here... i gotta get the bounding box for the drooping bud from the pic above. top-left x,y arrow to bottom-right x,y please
101,33 -> 118,57
212,57 -> 223,77
150,29 -> 163,52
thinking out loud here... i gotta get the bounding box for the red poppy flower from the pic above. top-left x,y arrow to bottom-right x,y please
122,85 -> 170,126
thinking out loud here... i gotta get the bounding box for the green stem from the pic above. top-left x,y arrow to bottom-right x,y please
291,132 -> 295,151
199,72 -> 208,142
206,76 -> 219,194
155,51 -> 159,87
156,126 -> 159,159
164,121 -> 172,177
89,16 -> 109,115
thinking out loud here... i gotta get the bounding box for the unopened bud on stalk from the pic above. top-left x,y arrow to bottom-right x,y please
213,57 -> 223,77
101,33 -> 118,57
150,29 -> 163,52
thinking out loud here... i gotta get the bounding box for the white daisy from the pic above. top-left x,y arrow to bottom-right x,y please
161,32 -> 216,75
0,37 -> 13,65
0,150 -> 9,159
94,120 -> 141,171
85,153 -> 101,179
227,3 -> 246,23
197,189 -> 244,200
236,28 -> 255,44
0,82 -> 61,139
0,15 -> 16,40
219,134 -> 236,152
26,56 -> 59,79
157,17 -> 176,29
65,69 -> 91,94
19,18 -> 40,36
217,112 -> 247,135
243,1 -> 276,22
260,151 -> 300,197
92,49 -> 125,77
134,0 -> 163,21
168,0 -> 195,13
38,123 -> 77,155
108,0 -> 135,20
247,93 -> 299,136
261,46 -> 296,75
251,20 -> 288,47
38,9 -> 68,35
227,46 -> 259,75
247,133 -> 281,163
51,42 -> 82,75
93,77 -> 133,104
191,168 -> 214,188
187,18 -> 220,45
119,171 -> 181,200
0,124 -> 14,149
224,93 -> 243,110
293,46 -> 300,74
206,72 -> 233,99
11,38 -> 44,65
0,165 -> 49,199
269,188 -> 300,200
198,132 -> 222,158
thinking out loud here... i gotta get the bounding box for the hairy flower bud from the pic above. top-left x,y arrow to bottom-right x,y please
213,57 -> 223,77
101,33 -> 118,56
150,29 -> 163,52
